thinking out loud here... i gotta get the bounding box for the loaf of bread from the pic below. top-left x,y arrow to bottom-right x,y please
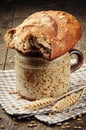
4,10 -> 82,60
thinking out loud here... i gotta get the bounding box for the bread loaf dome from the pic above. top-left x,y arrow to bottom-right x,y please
4,10 -> 82,60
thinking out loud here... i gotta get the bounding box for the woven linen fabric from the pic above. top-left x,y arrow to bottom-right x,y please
0,64 -> 86,125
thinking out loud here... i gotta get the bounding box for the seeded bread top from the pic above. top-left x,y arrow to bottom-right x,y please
4,10 -> 82,60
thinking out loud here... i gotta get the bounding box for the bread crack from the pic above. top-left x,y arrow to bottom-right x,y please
28,36 -> 52,60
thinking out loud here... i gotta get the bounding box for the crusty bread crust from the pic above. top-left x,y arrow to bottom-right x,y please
4,10 -> 82,60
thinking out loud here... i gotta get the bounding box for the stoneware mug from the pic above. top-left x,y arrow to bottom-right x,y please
15,49 -> 83,100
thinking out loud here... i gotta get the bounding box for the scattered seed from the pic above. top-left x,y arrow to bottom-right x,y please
48,111 -> 56,117
0,125 -> 4,129
31,120 -> 36,124
27,123 -> 37,127
1,48 -> 4,50
78,80 -> 83,82
31,123 -> 37,127
9,60 -> 13,63
65,125 -> 71,128
64,122 -> 69,125
77,118 -> 82,121
9,91 -> 17,94
16,107 -> 19,110
8,55 -> 12,58
78,126 -> 82,129
73,116 -> 76,119
56,122 -> 62,126
61,125 -> 66,129
84,50 -> 86,53
13,122 -> 19,125
79,114 -> 82,117
27,124 -> 33,127
74,126 -> 78,128
49,114 -> 55,119
16,96 -> 22,100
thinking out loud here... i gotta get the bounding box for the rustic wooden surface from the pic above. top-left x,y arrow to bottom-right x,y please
0,0 -> 86,129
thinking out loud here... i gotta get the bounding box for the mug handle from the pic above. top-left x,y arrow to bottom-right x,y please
69,49 -> 84,72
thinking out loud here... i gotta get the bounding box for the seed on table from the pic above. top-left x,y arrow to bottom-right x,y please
0,125 -> 4,129
16,107 -> 19,110
78,126 -> 82,129
78,80 -> 83,82
79,114 -> 82,117
74,126 -> 78,128
77,118 -> 82,121
8,55 -> 12,58
27,123 -> 37,127
31,123 -> 37,127
64,122 -> 69,125
61,125 -> 66,129
27,124 -> 33,127
13,122 -> 19,125
73,116 -> 76,119
84,50 -> 86,53
31,120 -> 36,124
1,47 -> 4,50
65,125 -> 71,128
16,96 -> 22,100
9,91 -> 17,94
9,60 -> 13,63
56,122 -> 62,126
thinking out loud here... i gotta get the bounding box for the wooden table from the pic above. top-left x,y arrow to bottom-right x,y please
0,0 -> 86,129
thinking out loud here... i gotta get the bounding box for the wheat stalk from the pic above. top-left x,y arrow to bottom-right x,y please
52,92 -> 81,112
24,98 -> 54,111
